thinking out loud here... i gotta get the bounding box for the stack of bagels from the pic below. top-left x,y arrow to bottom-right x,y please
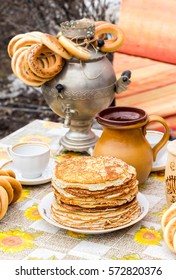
0,169 -> 22,220
161,202 -> 176,253
7,19 -> 124,87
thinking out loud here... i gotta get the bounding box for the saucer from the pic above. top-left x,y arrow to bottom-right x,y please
146,130 -> 169,172
151,147 -> 168,171
1,159 -> 55,185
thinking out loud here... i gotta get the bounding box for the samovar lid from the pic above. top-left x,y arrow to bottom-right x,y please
60,18 -> 95,39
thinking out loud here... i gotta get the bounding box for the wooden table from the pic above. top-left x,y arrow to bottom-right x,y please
0,119 -> 175,260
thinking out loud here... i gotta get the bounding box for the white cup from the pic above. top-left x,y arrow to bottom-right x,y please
8,142 -> 50,179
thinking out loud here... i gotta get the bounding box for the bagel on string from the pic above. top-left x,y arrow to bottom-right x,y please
11,47 -> 29,76
12,35 -> 41,54
27,44 -> 64,79
40,33 -> 72,60
26,31 -> 43,38
15,49 -> 47,86
57,32 -> 91,60
23,51 -> 51,83
94,22 -> 125,52
7,33 -> 26,58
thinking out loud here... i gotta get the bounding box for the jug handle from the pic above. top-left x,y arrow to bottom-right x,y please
142,115 -> 170,161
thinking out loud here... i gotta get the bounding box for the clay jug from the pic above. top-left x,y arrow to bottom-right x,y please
93,106 -> 170,184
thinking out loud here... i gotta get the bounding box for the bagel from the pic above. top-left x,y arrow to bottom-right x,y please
27,44 -> 64,78
0,170 -> 11,176
173,233 -> 176,252
4,169 -> 16,178
0,176 -> 22,204
0,169 -> 16,178
0,177 -> 14,204
94,23 -> 125,52
23,51 -> 50,83
163,217 -> 176,252
170,202 -> 176,209
95,21 -> 108,27
12,35 -> 41,54
161,206 -> 176,231
11,46 -> 28,76
58,33 -> 91,60
15,49 -> 47,86
7,33 -> 26,58
0,186 -> 8,220
26,31 -> 43,38
40,33 -> 72,60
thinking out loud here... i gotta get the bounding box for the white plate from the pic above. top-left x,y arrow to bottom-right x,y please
1,159 -> 55,185
38,192 -> 149,234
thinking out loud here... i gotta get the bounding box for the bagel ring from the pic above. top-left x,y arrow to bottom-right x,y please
0,169 -> 16,178
40,33 -> 72,60
161,206 -> 176,231
173,232 -> 176,253
27,44 -> 64,78
15,49 -> 48,86
0,176 -> 22,204
0,170 -> 11,177
0,186 -> 8,220
26,31 -> 43,38
11,46 -> 29,76
58,33 -> 91,60
94,23 -> 124,52
163,217 -> 176,252
23,51 -> 51,82
0,178 -> 14,204
7,33 -> 26,58
12,35 -> 41,54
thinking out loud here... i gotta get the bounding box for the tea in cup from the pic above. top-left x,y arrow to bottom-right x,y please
8,142 -> 50,179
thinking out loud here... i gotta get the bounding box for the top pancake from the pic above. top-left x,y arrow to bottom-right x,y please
55,156 -> 136,184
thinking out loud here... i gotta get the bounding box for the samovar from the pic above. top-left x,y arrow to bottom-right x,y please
41,19 -> 130,152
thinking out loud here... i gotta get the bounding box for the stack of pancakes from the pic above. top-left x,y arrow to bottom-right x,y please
51,156 -> 141,230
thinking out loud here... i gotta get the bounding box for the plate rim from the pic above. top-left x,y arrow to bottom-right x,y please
1,159 -> 54,185
38,192 -> 149,234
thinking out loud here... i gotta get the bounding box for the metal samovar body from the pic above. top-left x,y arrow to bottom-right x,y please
42,51 -> 117,151
41,20 -> 130,152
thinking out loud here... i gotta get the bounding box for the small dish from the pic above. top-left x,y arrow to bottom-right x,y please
38,192 -> 149,234
1,158 -> 55,185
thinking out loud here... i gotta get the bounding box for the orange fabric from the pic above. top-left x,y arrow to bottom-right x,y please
113,52 -> 176,133
117,0 -> 176,64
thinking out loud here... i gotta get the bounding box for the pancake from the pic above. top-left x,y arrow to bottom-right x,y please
51,156 -> 141,230
51,197 -> 140,230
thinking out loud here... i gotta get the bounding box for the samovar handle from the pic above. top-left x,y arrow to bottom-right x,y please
115,70 -> 131,94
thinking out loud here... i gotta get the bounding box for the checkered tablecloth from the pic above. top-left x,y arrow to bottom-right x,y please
0,120 -> 175,260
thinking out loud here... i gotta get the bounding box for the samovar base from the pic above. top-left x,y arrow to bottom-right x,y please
59,126 -> 98,152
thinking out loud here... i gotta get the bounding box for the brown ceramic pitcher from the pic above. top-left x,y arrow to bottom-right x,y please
93,106 -> 170,184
